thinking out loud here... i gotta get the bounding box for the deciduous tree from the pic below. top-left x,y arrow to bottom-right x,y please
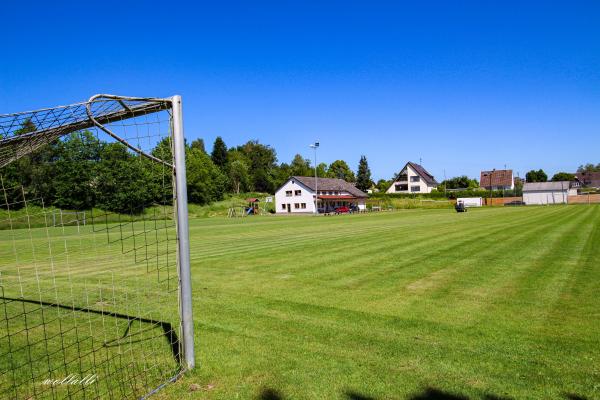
328,160 -> 355,182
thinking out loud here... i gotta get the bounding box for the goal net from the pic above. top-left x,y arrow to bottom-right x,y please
0,94 -> 194,399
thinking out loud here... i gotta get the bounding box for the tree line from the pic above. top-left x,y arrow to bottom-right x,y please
1,124 -> 373,213
2,121 -> 596,213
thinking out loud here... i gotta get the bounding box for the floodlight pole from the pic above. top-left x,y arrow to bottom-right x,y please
172,95 -> 195,370
310,142 -> 319,214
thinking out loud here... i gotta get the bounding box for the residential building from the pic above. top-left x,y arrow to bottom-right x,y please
575,171 -> 600,189
386,162 -> 438,194
275,176 -> 368,214
480,169 -> 514,191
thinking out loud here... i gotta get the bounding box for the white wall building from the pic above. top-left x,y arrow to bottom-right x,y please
523,181 -> 577,205
386,162 -> 438,194
457,197 -> 483,207
275,176 -> 368,214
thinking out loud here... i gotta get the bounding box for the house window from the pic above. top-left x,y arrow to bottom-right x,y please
294,203 -> 300,209
411,185 -> 421,192
281,204 -> 286,210
395,184 -> 408,191
301,203 -> 306,209
410,176 -> 420,182
398,174 -> 408,182
295,190 -> 301,196
286,190 -> 292,197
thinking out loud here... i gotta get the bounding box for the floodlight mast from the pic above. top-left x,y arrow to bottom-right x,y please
310,142 -> 320,214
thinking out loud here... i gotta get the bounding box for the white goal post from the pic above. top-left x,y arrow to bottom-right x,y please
0,94 -> 195,399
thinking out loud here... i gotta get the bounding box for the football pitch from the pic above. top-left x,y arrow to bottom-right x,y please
2,205 -> 599,399
169,205 -> 599,399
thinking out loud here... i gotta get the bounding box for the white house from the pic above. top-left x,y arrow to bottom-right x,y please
386,162 -> 438,194
523,181 -> 577,205
275,176 -> 368,214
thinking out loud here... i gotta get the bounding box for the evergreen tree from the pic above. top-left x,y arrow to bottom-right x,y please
211,136 -> 228,169
356,155 -> 372,191
190,138 -> 206,153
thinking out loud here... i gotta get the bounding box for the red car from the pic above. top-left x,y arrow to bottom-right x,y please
334,206 -> 350,214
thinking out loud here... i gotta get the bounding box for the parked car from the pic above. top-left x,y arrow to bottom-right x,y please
334,206 -> 350,214
504,200 -> 525,206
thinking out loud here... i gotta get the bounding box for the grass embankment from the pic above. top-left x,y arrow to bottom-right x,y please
366,197 -> 453,210
0,193 -> 273,230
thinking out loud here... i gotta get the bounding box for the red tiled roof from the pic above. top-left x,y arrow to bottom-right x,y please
480,169 -> 513,187
575,171 -> 600,187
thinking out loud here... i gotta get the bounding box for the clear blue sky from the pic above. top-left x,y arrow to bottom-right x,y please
1,1 -> 599,181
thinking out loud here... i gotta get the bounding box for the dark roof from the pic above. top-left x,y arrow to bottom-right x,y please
575,171 -> 600,188
393,162 -> 438,185
523,181 -> 571,191
290,176 -> 368,198
480,169 -> 513,187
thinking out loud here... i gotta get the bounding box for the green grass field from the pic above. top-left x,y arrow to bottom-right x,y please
164,205 -> 600,400
2,205 -> 599,399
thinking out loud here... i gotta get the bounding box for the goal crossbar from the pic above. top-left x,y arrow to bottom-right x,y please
0,95 -> 171,167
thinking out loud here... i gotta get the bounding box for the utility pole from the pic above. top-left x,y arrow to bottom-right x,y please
503,164 -> 507,199
443,169 -> 447,196
309,142 -> 320,214
490,172 -> 493,206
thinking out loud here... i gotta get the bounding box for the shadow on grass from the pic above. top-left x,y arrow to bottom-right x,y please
258,388 -> 284,400
256,387 -> 591,400
345,390 -> 378,400
1,296 -> 181,364
407,388 -> 470,400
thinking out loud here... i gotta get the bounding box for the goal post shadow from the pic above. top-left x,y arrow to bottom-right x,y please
0,295 -> 181,365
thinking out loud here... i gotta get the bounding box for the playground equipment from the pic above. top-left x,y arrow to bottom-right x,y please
228,198 -> 265,217
227,206 -> 247,218
246,198 -> 260,215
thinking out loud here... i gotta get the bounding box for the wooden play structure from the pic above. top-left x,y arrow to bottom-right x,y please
245,198 -> 260,215
228,198 -> 262,217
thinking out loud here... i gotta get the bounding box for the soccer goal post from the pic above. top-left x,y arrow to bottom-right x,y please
0,94 -> 194,399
